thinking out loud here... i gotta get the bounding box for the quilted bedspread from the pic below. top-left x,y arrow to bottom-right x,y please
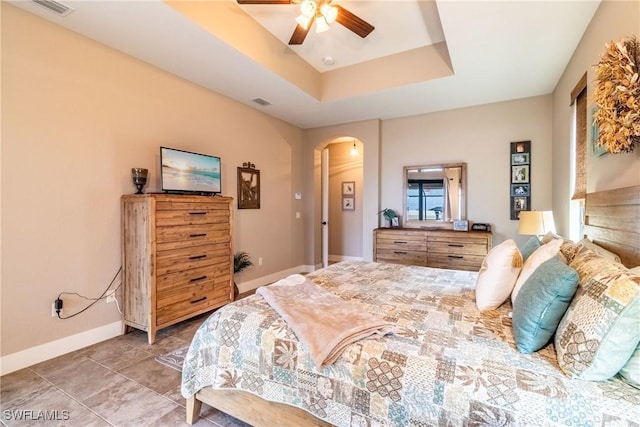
181,261 -> 640,426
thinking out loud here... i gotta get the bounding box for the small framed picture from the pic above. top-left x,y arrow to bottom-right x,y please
511,165 -> 529,183
516,142 -> 527,153
453,219 -> 469,231
510,183 -> 530,197
342,197 -> 355,210
342,181 -> 355,196
514,197 -> 527,211
511,153 -> 529,165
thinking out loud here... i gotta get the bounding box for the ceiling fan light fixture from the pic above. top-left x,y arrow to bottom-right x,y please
299,0 -> 316,18
320,4 -> 338,24
315,16 -> 330,33
295,14 -> 312,30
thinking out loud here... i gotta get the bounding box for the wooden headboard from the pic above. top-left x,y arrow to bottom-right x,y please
584,185 -> 640,268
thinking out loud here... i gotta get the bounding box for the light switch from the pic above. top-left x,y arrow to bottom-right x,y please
294,192 -> 302,200
296,212 -> 301,219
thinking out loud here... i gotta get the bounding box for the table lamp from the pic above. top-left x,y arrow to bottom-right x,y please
518,210 -> 556,240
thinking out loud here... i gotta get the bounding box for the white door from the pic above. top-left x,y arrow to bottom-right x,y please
321,148 -> 329,268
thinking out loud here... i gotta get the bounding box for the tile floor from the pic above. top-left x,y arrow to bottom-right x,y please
0,313 -> 249,427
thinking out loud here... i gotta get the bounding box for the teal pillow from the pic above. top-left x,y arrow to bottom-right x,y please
619,344 -> 640,389
520,236 -> 541,262
512,255 -> 579,354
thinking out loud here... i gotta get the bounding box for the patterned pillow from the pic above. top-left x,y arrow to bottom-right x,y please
555,249 -> 640,380
511,238 -> 563,304
512,255 -> 579,354
577,238 -> 623,264
474,239 -> 523,311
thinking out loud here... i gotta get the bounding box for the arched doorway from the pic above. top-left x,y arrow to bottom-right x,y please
320,137 -> 363,267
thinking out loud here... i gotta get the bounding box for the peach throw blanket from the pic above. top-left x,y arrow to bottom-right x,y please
256,274 -> 399,369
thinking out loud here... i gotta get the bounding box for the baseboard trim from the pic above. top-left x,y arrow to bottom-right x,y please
236,264 -> 317,293
328,255 -> 363,263
0,321 -> 123,376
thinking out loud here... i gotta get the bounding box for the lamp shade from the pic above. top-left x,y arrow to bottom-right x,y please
518,211 -> 556,236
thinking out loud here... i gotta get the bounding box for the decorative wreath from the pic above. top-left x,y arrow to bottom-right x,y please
591,35 -> 639,154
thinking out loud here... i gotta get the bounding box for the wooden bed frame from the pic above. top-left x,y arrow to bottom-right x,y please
186,184 -> 640,426
584,185 -> 640,268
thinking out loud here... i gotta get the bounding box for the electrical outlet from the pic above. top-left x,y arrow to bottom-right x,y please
106,289 -> 116,303
51,302 -> 62,317
258,257 -> 263,266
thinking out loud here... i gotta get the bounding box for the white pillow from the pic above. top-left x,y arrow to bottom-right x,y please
511,238 -> 563,304
475,239 -> 523,311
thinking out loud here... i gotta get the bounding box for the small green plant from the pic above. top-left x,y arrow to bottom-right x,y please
234,251 -> 253,274
378,208 -> 397,221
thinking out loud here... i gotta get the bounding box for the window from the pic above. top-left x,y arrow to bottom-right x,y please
569,73 -> 587,241
407,179 -> 444,220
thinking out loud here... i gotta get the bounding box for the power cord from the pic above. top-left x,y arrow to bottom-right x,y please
56,266 -> 122,319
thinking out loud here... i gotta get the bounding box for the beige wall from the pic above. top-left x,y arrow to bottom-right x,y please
328,141 -> 363,259
1,4 -> 304,358
552,0 -> 640,236
381,95 -> 553,247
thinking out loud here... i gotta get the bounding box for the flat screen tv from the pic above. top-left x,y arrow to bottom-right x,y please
160,147 -> 221,195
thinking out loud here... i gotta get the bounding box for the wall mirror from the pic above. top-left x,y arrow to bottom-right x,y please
403,162 -> 466,228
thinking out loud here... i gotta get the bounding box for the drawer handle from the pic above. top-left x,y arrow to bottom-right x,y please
394,251 -> 407,255
190,275 -> 207,283
189,233 -> 207,238
448,255 -> 464,259
189,212 -> 207,215
189,255 -> 207,260
393,241 -> 408,244
448,244 -> 464,248
190,296 -> 207,304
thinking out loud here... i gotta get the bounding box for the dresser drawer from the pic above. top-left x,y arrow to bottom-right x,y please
156,244 -> 230,276
427,240 -> 488,256
376,237 -> 426,252
156,285 -> 231,326
427,253 -> 485,271
157,273 -> 230,307
155,206 -> 230,226
375,249 -> 427,266
156,264 -> 231,295
156,224 -> 230,250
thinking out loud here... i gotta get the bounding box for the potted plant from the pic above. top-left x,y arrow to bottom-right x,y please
379,208 -> 397,228
233,251 -> 253,300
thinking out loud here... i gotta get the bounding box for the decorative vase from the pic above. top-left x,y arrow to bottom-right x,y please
131,168 -> 148,194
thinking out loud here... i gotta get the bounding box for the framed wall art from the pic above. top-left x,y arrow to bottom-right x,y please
342,181 -> 355,196
342,181 -> 355,211
342,197 -> 355,211
237,162 -> 260,209
510,140 -> 531,220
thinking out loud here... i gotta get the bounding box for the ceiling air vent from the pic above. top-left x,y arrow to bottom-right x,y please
32,0 -> 75,17
251,98 -> 272,107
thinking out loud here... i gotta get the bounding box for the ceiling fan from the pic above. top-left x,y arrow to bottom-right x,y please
236,0 -> 375,45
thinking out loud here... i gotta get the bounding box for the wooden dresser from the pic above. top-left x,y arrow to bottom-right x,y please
374,228 -> 492,271
121,194 -> 233,344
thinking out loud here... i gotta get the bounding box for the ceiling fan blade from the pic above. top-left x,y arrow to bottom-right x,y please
236,0 -> 291,4
289,15 -> 314,45
334,5 -> 374,38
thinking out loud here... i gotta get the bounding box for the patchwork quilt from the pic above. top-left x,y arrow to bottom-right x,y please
181,261 -> 640,426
